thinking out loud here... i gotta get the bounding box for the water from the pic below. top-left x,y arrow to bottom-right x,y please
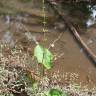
46,30 -> 96,87
0,0 -> 96,88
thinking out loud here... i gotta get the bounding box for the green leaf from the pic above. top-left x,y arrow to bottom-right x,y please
48,89 -> 66,96
42,89 -> 67,96
34,44 -> 53,69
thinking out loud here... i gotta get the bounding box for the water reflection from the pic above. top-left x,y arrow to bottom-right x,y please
61,3 -> 96,29
87,5 -> 96,27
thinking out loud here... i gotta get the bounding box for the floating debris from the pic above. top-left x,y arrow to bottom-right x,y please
80,48 -> 83,53
5,15 -> 11,25
87,39 -> 93,45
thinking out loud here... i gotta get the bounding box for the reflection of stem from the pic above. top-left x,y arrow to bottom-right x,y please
42,0 -> 47,41
42,0 -> 45,77
48,32 -> 63,49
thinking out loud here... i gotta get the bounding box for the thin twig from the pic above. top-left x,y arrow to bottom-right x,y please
48,32 -> 63,49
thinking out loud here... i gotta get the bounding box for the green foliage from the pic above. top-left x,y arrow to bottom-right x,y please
44,89 -> 67,96
49,89 -> 63,96
34,44 -> 53,69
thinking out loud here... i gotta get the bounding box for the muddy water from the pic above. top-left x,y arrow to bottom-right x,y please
44,30 -> 96,87
1,13 -> 96,87
0,0 -> 96,88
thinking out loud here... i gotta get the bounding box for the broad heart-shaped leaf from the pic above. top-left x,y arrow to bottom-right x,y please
34,44 -> 53,69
